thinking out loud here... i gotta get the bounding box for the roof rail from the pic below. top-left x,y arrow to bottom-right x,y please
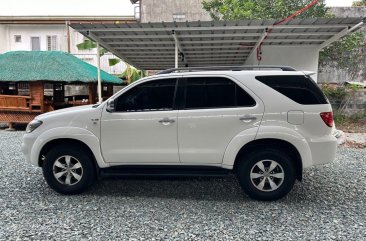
157,65 -> 297,75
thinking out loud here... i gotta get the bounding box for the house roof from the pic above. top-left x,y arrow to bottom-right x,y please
70,18 -> 364,70
0,51 -> 123,84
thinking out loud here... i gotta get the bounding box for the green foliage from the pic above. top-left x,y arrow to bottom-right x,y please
119,64 -> 147,84
76,39 -> 96,50
108,58 -> 121,66
333,111 -> 347,125
333,111 -> 366,126
76,40 -> 107,57
319,32 -> 365,79
202,0 -> 330,20
321,84 -> 347,101
352,0 -> 366,6
321,84 -> 362,101
321,84 -> 363,119
202,0 -> 365,78
99,48 -> 108,57
76,40 -> 122,66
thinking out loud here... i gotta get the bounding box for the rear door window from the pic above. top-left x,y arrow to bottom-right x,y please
255,75 -> 328,105
184,77 -> 256,109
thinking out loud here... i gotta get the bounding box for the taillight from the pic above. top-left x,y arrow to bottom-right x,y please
320,112 -> 334,127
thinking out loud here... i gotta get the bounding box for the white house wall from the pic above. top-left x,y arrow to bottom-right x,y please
7,24 -> 67,51
246,46 -> 320,82
0,24 -> 126,75
0,25 -> 9,53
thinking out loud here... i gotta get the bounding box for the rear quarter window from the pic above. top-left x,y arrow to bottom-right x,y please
255,75 -> 328,105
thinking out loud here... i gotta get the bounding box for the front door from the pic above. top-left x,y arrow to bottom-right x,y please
178,76 -> 264,164
31,37 -> 41,51
100,78 -> 180,164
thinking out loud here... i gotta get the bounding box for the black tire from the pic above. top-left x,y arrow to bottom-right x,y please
236,148 -> 296,201
42,145 -> 96,195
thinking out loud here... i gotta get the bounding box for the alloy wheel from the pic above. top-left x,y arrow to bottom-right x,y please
52,155 -> 83,186
250,160 -> 284,192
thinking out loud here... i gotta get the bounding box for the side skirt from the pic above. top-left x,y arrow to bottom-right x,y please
99,165 -> 232,179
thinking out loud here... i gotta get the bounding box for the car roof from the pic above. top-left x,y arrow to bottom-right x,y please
135,66 -> 309,84
142,70 -> 307,80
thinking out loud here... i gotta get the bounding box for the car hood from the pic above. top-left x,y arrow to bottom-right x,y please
36,105 -> 97,120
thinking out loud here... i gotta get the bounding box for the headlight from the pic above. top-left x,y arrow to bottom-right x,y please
26,119 -> 43,133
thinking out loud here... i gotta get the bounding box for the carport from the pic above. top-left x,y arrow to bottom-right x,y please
70,17 -> 364,89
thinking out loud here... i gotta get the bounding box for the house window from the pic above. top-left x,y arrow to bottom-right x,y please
18,82 -> 29,96
14,35 -> 22,43
8,82 -> 16,90
173,12 -> 186,22
47,35 -> 57,51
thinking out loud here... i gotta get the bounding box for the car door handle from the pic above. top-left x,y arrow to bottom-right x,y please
158,117 -> 175,125
239,115 -> 257,122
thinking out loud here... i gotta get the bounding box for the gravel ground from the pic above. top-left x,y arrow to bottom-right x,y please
0,130 -> 365,241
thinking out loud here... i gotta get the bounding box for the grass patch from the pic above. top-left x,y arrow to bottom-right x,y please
334,112 -> 366,133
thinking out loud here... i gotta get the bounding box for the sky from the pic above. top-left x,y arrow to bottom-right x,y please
0,0 -> 357,16
0,0 -> 135,16
326,0 -> 355,6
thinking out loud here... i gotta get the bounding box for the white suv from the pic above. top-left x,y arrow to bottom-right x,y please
22,66 -> 337,201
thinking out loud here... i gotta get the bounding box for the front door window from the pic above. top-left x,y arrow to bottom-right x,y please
115,79 -> 176,112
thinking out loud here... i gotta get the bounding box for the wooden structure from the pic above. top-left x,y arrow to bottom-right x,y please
0,81 -> 116,128
0,81 -> 44,128
0,51 -> 123,128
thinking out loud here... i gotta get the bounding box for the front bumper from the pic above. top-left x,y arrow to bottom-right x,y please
22,133 -> 39,166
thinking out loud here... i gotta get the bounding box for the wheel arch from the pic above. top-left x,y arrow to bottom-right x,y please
233,138 -> 303,181
30,126 -> 109,169
39,138 -> 94,166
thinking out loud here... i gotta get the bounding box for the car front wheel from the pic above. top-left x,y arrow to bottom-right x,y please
42,145 -> 96,194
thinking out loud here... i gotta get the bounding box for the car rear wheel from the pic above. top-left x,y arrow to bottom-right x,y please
42,145 -> 96,194
236,148 -> 296,201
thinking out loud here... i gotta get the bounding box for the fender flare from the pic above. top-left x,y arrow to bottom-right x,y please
222,127 -> 258,168
222,126 -> 313,169
31,127 -> 109,168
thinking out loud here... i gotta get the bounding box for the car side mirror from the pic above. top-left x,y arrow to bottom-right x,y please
106,98 -> 115,112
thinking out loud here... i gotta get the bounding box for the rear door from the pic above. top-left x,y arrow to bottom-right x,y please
177,75 -> 264,164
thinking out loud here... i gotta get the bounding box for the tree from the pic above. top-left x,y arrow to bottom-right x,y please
319,31 -> 365,80
76,40 -> 147,79
352,0 -> 366,6
76,40 -> 108,57
202,0 -> 330,20
76,39 -> 120,67
202,0 -> 365,81
202,0 -> 366,81
119,64 -> 147,84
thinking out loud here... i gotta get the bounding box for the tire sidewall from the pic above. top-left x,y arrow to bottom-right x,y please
237,149 -> 296,201
42,146 -> 95,195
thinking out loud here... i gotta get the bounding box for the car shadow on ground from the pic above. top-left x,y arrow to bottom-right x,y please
78,173 -> 331,203
88,175 -> 248,202
23,164 -> 364,204
77,166 -> 364,205
0,123 -> 27,130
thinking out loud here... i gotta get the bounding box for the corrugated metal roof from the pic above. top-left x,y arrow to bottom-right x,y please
70,18 -> 364,70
